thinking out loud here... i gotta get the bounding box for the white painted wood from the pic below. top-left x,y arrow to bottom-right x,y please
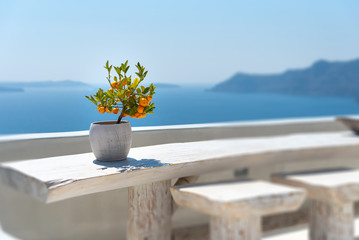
272,169 -> 359,240
272,169 -> 359,204
210,215 -> 261,240
174,176 -> 200,187
310,200 -> 354,240
171,180 -> 305,240
172,176 -> 199,214
1,131 -> 359,203
170,180 -> 306,218
127,180 -> 171,240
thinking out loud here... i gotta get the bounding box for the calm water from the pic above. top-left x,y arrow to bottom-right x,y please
0,85 -> 358,135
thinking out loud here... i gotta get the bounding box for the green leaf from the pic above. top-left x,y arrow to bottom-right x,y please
143,87 -> 150,94
85,95 -> 98,105
129,97 -> 136,105
128,107 -> 137,115
118,89 -> 126,97
131,78 -> 139,89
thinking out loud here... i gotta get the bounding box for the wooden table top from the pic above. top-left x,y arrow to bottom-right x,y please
1,131 -> 359,203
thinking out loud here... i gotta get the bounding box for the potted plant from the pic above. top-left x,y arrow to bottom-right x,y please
86,60 -> 156,161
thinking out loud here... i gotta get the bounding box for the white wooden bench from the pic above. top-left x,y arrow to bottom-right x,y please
1,132 -> 359,239
171,180 -> 306,240
272,169 -> 359,240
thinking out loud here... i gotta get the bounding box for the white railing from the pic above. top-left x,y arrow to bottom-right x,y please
0,116 -> 349,162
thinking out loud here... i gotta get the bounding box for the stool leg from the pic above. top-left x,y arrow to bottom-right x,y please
309,200 -> 354,240
127,180 -> 172,240
210,215 -> 261,240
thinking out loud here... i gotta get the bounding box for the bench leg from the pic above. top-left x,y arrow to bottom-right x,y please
309,200 -> 354,240
127,180 -> 172,240
210,215 -> 261,240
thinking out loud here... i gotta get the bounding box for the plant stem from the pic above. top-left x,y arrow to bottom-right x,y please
117,105 -> 125,124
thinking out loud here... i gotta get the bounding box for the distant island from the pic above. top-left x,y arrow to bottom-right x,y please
0,81 -> 178,92
0,86 -> 24,92
211,58 -> 359,97
0,80 -> 90,89
0,80 -> 91,92
156,83 -> 180,88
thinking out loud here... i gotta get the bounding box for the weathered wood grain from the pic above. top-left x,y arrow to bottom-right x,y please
171,180 -> 306,218
310,200 -> 354,240
272,169 -> 359,240
171,180 -> 305,240
1,131 -> 359,203
272,169 -> 359,204
127,180 -> 171,240
172,176 -> 199,214
210,215 -> 261,240
171,201 -> 359,239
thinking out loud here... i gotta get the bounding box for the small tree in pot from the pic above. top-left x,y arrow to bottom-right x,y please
86,60 -> 156,121
85,60 -> 156,161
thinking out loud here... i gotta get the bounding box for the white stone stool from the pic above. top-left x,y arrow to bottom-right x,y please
272,168 -> 359,240
170,180 -> 306,240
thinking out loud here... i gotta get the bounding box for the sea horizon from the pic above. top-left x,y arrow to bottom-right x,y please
0,84 -> 358,135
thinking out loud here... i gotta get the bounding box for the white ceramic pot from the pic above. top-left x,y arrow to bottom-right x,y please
89,121 -> 132,161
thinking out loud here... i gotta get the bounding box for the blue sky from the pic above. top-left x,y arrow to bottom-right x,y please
1,0 -> 358,85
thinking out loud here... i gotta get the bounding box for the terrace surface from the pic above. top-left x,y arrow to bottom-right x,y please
0,116 -> 358,240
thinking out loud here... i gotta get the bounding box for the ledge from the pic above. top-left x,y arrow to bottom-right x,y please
0,115 -> 353,143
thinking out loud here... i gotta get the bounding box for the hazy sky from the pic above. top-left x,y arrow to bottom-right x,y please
1,0 -> 358,85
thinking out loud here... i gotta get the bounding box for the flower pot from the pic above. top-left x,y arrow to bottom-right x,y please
89,121 -> 132,161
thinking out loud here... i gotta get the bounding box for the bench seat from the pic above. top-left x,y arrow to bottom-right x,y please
171,180 -> 306,240
272,168 -> 359,240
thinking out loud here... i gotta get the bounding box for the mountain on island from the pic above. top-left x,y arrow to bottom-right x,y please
211,58 -> 359,97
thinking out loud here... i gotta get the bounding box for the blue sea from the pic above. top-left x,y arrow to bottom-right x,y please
0,85 -> 358,135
